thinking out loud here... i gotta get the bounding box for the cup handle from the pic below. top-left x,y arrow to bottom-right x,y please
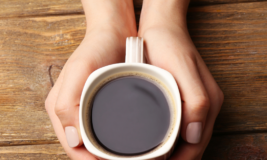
125,37 -> 144,63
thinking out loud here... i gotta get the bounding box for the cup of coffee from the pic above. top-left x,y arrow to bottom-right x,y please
79,37 -> 181,160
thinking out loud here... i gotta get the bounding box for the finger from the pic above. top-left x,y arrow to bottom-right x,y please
143,31 -> 210,144
54,55 -> 95,148
169,56 -> 224,159
149,47 -> 210,144
45,70 -> 97,160
195,55 -> 224,156
54,32 -> 127,149
171,54 -> 210,144
50,112 -> 98,160
169,96 -> 222,160
169,108 -> 216,160
196,54 -> 224,116
45,65 -> 66,117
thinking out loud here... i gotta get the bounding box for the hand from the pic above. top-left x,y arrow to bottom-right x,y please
138,0 -> 224,159
45,0 -> 136,159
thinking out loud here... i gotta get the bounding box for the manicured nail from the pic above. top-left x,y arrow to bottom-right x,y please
65,126 -> 79,147
186,122 -> 202,144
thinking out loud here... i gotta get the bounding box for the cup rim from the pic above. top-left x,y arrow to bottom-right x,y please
79,63 -> 181,160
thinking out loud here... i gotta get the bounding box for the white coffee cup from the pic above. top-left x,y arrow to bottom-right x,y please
79,37 -> 181,160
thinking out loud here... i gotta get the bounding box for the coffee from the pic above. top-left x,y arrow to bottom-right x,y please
90,76 -> 170,155
82,72 -> 175,157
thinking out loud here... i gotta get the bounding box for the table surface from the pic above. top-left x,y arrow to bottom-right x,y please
1,0 -> 267,159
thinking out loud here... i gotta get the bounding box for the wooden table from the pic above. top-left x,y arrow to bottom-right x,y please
1,0 -> 267,159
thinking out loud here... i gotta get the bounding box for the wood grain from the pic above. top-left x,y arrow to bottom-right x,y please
0,0 -> 83,18
0,15 -> 86,146
187,2 -> 267,134
1,0 -> 267,18
0,144 -> 69,159
1,133 -> 267,159
203,133 -> 267,159
191,0 -> 267,5
1,1 -> 267,159
1,0 -> 267,146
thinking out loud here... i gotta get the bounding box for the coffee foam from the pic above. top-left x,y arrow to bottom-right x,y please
82,72 -> 177,158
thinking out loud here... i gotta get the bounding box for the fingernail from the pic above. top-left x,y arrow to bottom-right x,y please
65,126 -> 79,147
186,122 -> 202,144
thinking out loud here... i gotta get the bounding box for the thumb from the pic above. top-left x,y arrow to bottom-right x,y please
55,57 -> 96,148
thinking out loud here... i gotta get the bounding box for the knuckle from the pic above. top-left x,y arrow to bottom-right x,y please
191,95 -> 210,113
45,87 -> 57,113
54,103 -> 70,117
215,88 -> 224,113
218,89 -> 224,106
185,51 -> 198,61
45,96 -> 52,113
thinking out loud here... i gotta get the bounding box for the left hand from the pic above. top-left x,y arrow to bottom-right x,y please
138,0 -> 224,159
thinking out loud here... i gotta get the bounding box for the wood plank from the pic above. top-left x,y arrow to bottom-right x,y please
191,0 -> 267,5
187,2 -> 267,134
0,0 -> 143,18
0,0 -> 83,18
1,1 -> 267,146
203,133 -> 267,159
0,15 -> 86,146
1,0 -> 267,18
1,134 -> 267,160
0,144 -> 69,159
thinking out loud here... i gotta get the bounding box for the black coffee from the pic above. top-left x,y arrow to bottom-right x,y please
91,76 -> 170,155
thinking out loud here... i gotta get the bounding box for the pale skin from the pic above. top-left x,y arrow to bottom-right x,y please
45,0 -> 224,159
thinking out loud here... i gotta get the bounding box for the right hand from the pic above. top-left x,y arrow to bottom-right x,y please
45,1 -> 137,159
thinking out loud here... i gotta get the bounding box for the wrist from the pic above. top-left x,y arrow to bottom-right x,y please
139,0 -> 189,35
82,0 -> 137,37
